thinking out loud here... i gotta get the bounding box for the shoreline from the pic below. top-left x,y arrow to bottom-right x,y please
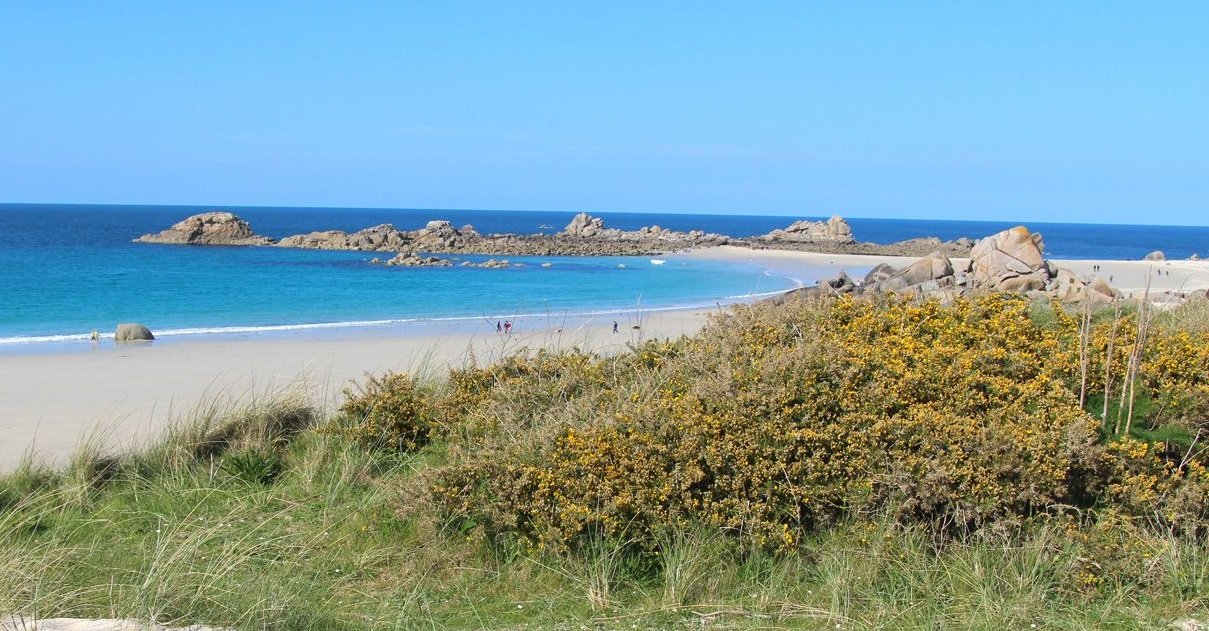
5,244 -> 1206,355
5,245 -> 1209,471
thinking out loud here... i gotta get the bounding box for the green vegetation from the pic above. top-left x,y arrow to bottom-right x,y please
3,295 -> 1208,629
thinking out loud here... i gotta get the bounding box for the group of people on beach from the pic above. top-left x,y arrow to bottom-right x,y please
493,320 -> 622,334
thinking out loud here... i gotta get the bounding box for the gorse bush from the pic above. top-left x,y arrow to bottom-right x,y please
418,294 -> 1209,553
337,371 -> 435,451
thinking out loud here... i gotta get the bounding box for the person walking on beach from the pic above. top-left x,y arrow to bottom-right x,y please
613,321 -> 619,334
496,321 -> 502,333
504,320 -> 512,334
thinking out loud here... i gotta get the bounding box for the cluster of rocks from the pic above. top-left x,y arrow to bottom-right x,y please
379,251 -> 453,267
777,225 -> 1123,306
758,215 -> 854,244
135,211 -> 961,258
560,212 -> 730,248
278,220 -> 480,252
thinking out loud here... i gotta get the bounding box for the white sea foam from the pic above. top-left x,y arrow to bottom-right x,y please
0,290 -> 803,348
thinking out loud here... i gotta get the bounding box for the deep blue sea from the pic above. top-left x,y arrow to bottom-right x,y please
2,203 -> 1206,352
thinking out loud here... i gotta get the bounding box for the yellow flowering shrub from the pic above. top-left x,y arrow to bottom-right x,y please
1092,438 -> 1209,531
430,295 -> 1203,552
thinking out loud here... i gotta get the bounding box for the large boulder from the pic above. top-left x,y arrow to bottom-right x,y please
411,220 -> 472,250
135,212 -> 274,246
891,251 -> 954,286
564,212 -> 606,238
1144,250 -> 1166,261
114,323 -> 154,342
969,226 -> 1049,291
863,263 -> 896,285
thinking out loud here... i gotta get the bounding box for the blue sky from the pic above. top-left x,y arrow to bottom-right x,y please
0,2 -> 1206,224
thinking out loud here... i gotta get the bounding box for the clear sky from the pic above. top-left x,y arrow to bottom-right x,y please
1,2 -> 1206,224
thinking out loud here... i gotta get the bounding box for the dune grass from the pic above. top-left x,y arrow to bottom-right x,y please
3,295 -> 1209,630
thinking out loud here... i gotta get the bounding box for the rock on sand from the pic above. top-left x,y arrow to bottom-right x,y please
114,323 -> 154,342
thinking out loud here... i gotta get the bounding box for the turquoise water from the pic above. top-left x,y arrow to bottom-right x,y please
2,204 -> 1205,352
0,205 -> 795,349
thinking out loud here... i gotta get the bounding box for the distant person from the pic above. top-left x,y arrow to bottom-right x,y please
613,321 -> 619,334
496,321 -> 502,333
89,329 -> 99,343
504,320 -> 512,334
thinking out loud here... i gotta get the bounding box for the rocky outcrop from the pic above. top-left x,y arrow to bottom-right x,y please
134,212 -> 274,246
410,220 -> 479,250
969,226 -> 1049,292
114,323 -> 154,342
137,212 -> 968,258
776,225 -> 1124,307
759,215 -> 855,245
739,228 -> 973,258
564,212 -> 606,238
1144,250 -> 1166,261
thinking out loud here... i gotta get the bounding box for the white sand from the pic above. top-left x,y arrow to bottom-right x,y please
0,311 -> 712,471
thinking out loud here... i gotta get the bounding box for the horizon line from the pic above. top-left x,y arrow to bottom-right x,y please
1,200 -> 1206,230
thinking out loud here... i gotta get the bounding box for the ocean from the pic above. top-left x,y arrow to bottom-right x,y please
2,203 -> 1206,352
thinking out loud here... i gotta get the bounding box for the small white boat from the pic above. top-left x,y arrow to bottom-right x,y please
650,259 -> 666,265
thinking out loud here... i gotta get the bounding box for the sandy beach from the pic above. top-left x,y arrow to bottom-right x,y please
0,310 -> 712,470
5,245 -> 1208,471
